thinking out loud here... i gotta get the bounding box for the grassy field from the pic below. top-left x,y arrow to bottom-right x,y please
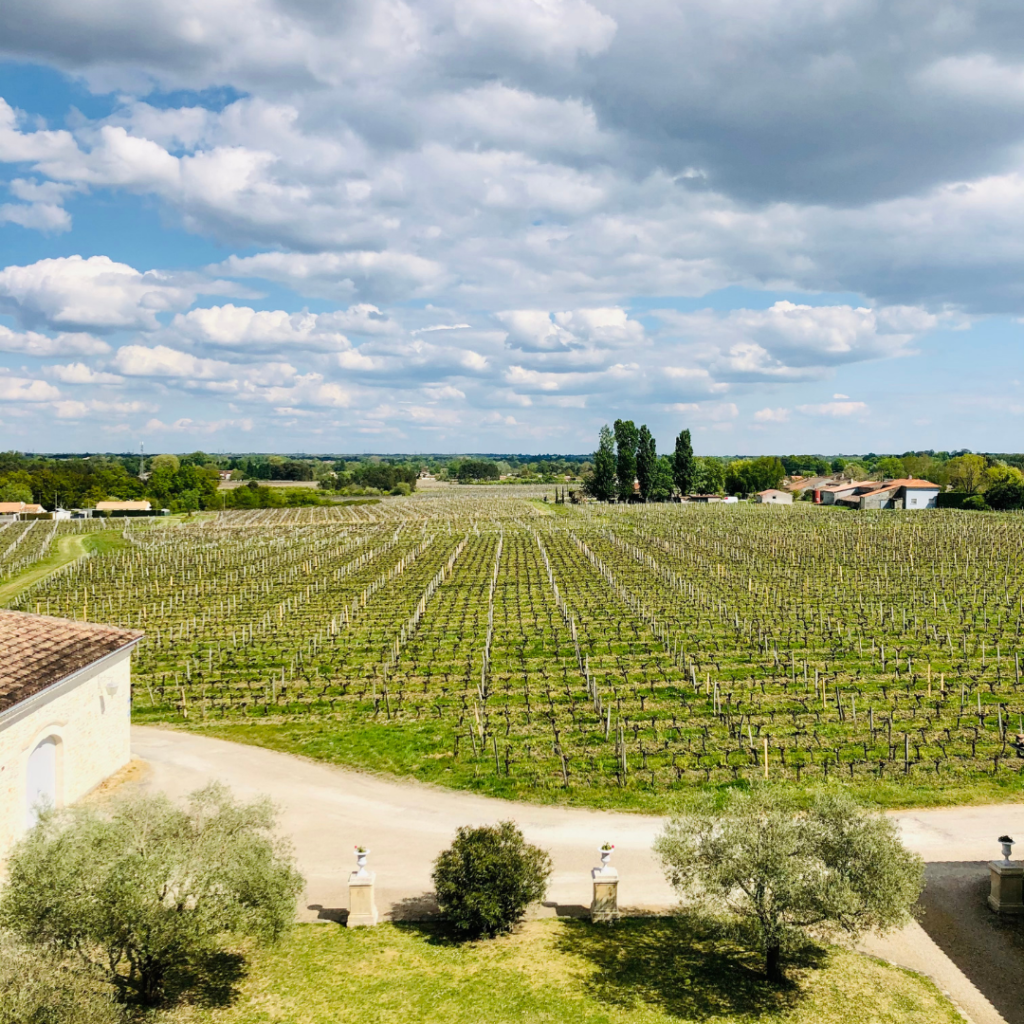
166,919 -> 961,1024
5,497 -> 1024,809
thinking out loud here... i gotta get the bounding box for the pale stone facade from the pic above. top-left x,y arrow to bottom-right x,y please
0,648 -> 133,861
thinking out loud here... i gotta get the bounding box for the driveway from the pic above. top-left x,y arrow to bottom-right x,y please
132,726 -> 1024,1024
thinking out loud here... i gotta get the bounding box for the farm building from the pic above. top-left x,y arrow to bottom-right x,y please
756,489 -> 793,504
0,501 -> 47,519
94,500 -> 152,513
0,611 -> 142,861
836,478 -> 940,510
815,481 -> 880,505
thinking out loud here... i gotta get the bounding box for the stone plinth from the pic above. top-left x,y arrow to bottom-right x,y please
988,861 -> 1024,915
591,867 -> 619,923
347,870 -> 378,927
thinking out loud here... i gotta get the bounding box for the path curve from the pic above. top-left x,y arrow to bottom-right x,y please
132,726 -> 1024,1024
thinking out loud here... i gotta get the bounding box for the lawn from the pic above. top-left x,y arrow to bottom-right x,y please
167,919 -> 961,1024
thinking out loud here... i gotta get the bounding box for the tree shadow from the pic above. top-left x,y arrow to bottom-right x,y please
161,947 -> 248,1009
555,914 -> 827,1022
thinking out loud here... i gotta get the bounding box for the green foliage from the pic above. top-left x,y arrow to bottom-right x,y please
654,787 -> 924,982
873,456 -> 906,479
150,453 -> 181,473
690,456 -> 725,494
672,429 -> 694,494
0,481 -> 33,504
635,425 -> 657,501
613,420 -> 638,502
946,454 -> 988,494
651,455 -> 675,500
725,456 -> 785,495
830,458 -> 846,473
984,480 -> 1024,510
588,425 -> 617,501
0,931 -> 123,1024
432,821 -> 552,938
455,459 -> 501,483
0,783 -> 303,1007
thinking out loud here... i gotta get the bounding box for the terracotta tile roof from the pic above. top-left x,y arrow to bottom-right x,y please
0,502 -> 46,514
95,500 -> 151,511
0,611 -> 143,715
856,478 -> 940,499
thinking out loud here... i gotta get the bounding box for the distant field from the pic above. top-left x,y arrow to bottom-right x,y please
5,497 -> 1024,810
217,479 -> 321,490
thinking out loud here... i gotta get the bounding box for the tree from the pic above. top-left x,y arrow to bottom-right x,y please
0,481 -> 33,504
724,456 -> 784,495
690,456 -> 725,494
0,931 -> 122,1024
636,425 -> 656,501
830,458 -> 846,473
874,456 -> 905,480
613,419 -> 638,502
432,821 -> 552,939
947,454 -> 987,494
985,480 -> 1024,510
673,429 -> 695,494
0,784 -> 303,1007
587,425 -> 617,501
651,455 -> 675,501
149,454 -> 180,473
654,788 -> 923,983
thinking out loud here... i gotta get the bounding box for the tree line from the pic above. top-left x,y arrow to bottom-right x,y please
585,422 -> 787,501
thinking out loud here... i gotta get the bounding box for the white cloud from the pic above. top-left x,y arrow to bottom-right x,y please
46,362 -> 125,384
0,255 -> 195,331
753,407 -> 790,423
0,325 -> 109,356
797,401 -> 868,417
168,304 -> 354,353
0,372 -> 61,402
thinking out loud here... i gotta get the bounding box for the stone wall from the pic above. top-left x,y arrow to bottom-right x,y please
0,649 -> 132,861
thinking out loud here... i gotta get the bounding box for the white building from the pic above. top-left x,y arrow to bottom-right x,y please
755,489 -> 793,505
0,611 -> 142,861
837,478 -> 941,510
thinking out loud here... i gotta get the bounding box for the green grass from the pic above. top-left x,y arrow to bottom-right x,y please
0,530 -> 130,608
173,719 -> 1024,813
166,919 -> 961,1024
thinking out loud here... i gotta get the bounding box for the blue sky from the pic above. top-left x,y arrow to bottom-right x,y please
0,2 -> 1022,456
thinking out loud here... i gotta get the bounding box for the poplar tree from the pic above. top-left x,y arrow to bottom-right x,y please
673,428 -> 694,495
636,424 -> 656,501
613,419 -> 638,502
588,425 -> 617,501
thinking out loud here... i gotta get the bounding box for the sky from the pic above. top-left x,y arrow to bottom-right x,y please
0,0 -> 1022,457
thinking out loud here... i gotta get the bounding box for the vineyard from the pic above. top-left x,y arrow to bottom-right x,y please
5,497 -> 1024,809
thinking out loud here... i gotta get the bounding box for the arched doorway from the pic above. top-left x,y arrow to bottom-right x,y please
26,736 -> 59,829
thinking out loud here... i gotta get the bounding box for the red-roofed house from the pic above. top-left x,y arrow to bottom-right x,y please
0,611 -> 142,859
836,478 -> 940,510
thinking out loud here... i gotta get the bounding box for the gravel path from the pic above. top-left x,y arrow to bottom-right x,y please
132,726 -> 1024,1024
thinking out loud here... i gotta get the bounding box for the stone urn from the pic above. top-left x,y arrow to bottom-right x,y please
355,847 -> 370,875
999,836 -> 1014,865
599,845 -> 614,870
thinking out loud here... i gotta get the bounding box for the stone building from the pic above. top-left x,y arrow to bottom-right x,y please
0,611 -> 142,860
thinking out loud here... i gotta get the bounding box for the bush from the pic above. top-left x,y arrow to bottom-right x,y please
0,931 -> 122,1024
432,821 -> 551,938
0,783 -> 304,1007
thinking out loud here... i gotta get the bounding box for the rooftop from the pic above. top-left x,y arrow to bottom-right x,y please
0,611 -> 142,715
0,502 -> 46,514
94,500 -> 151,511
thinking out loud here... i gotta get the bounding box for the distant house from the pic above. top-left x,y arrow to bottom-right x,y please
218,470 -> 233,481
0,611 -> 142,860
0,502 -> 47,519
836,478 -> 940,510
756,489 -> 793,505
94,500 -> 152,514
686,494 -> 726,503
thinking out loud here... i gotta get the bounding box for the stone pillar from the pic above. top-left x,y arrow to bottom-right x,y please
988,861 -> 1024,915
347,870 -> 379,927
591,866 -> 619,923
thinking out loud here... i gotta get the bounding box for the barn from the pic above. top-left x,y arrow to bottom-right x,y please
0,611 -> 142,860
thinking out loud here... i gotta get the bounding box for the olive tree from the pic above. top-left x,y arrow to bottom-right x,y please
0,783 -> 304,1007
432,821 -> 551,938
654,788 -> 923,983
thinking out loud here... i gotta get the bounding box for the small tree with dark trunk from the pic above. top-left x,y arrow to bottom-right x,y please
654,788 -> 923,983
0,784 -> 303,1008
